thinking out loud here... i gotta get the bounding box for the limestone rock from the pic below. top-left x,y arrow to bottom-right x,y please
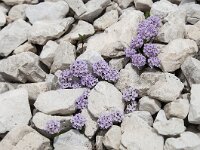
0,82 -> 10,94
129,111 -> 153,126
2,0 -> 31,5
109,57 -> 127,71
134,0 -> 153,11
8,4 -> 28,22
88,81 -> 124,118
113,0 -> 134,9
13,42 -> 37,54
34,88 -> 86,115
65,0 -> 86,16
155,110 -> 168,122
0,10 -> 6,26
185,25 -> 200,47
0,89 -> 31,134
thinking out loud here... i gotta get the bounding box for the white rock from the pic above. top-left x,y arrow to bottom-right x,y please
0,19 -> 31,57
164,132 -> 200,150
185,25 -> 200,47
60,20 -> 94,44
120,114 -> 164,150
0,3 -> 10,14
2,0 -> 31,5
181,57 -> 200,86
129,111 -> 153,126
51,41 -> 76,73
147,73 -> 184,102
34,88 -> 86,115
28,18 -> 74,45
17,82 -> 51,102
0,89 -> 31,134
164,98 -> 189,119
180,0 -> 195,5
103,125 -> 121,150
88,81 -> 124,118
65,0 -> 86,16
25,1 -> 69,24
96,134 -> 106,150
150,0 -> 178,19
93,10 -> 118,30
13,42 -> 37,54
40,40 -> 58,68
106,2 -> 122,14
164,9 -> 186,24
0,125 -> 52,150
158,38 -> 198,72
188,84 -> 200,124
0,52 -> 46,83
139,96 -> 161,115
155,110 -> 168,122
8,4 -> 28,22
153,118 -> 186,136
86,8 -> 144,58
79,0 -> 111,22
134,0 -> 153,11
54,129 -> 92,150
77,50 -> 103,64
109,57 -> 127,71
0,82 -> 10,94
113,0 -> 134,9
0,10 -> 6,26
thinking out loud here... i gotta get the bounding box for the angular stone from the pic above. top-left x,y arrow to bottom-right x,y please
147,73 -> 184,102
134,0 -> 153,11
0,89 -> 31,134
155,110 -> 168,122
188,84 -> 200,124
164,132 -> 200,150
0,52 -> 46,83
0,10 -> 6,26
164,9 -> 186,24
109,57 -> 127,71
96,134 -> 106,150
13,42 -> 37,54
129,111 -> 153,126
28,18 -> 74,45
60,20 -> 94,44
113,0 -> 134,9
50,41 -> 76,73
25,1 -> 69,24
139,96 -> 161,115
168,0 -> 181,4
0,3 -> 10,14
0,125 -> 52,150
185,25 -> 200,47
106,2 -> 122,14
164,98 -> 189,119
93,10 -> 119,30
158,39 -> 198,72
0,82 -> 10,94
120,114 -> 164,150
153,118 -> 186,136
88,81 -> 124,118
103,125 -> 121,150
65,0 -> 86,16
54,129 -> 92,150
2,0 -> 31,5
8,4 -> 28,22
34,88 -> 86,115
0,19 -> 31,57
40,40 -> 58,68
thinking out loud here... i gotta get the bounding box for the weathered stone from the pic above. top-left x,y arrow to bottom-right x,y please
109,57 -> 127,71
185,25 -> 200,47
0,19 -> 31,57
0,3 -> 10,14
103,125 -> 121,150
139,96 -> 161,115
0,89 -> 31,134
129,111 -> 153,126
51,41 -> 76,73
34,88 -> 86,115
54,129 -> 92,150
65,0 -> 86,16
158,39 -> 198,72
8,4 -> 28,22
155,110 -> 168,122
113,0 -> 134,9
106,2 -> 122,14
93,10 -> 118,30
164,132 -> 200,150
2,0 -> 31,5
188,84 -> 200,124
0,52 -> 46,83
167,0 -> 181,4
153,118 -> 186,136
147,73 -> 184,102
0,10 -> 6,26
88,81 -> 124,118
13,42 -> 37,54
164,98 -> 189,119
28,18 -> 74,45
134,0 -> 153,11
164,9 -> 186,24
0,125 -> 52,150
96,134 -> 106,150
0,82 -> 10,94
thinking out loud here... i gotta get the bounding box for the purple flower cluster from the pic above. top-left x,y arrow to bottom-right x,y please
125,16 -> 161,69
126,101 -> 137,114
81,73 -> 98,89
70,113 -> 86,130
45,120 -> 60,134
75,90 -> 90,110
70,60 -> 89,77
92,60 -> 119,82
97,110 -> 124,129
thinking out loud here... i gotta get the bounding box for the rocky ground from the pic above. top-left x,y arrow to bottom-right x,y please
0,0 -> 200,150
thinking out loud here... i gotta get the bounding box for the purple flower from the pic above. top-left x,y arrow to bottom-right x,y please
45,120 -> 60,134
143,44 -> 159,57
70,60 -> 89,77
126,101 -> 138,114
71,113 -> 86,130
125,47 -> 137,58
147,16 -> 161,28
104,68 -> 119,82
58,69 -> 73,89
122,87 -> 138,102
81,73 -> 98,88
130,36 -> 144,49
75,90 -> 90,110
97,113 -> 113,129
111,110 -> 124,123
148,57 -> 160,68
131,54 -> 146,68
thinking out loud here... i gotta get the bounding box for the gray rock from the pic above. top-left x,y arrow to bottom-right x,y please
0,19 -> 31,57
0,89 -> 31,134
134,0 -> 153,11
155,110 -> 168,122
2,0 -> 31,5
0,10 -> 6,26
0,3 -> 10,14
0,82 -> 10,94
0,125 -> 52,150
13,42 -> 37,54
34,88 -> 86,115
0,52 -> 46,83
113,0 -> 134,9
65,0 -> 86,16
77,50 -> 103,64
109,57 -> 127,71
8,4 -> 28,22
88,81 -> 124,118
167,0 -> 181,4
185,25 -> 200,47
106,2 -> 122,14
129,111 -> 153,126
54,129 -> 92,150
96,134 -> 106,150
51,41 -> 76,73
25,1 -> 69,24
180,0 -> 196,5
158,38 -> 198,72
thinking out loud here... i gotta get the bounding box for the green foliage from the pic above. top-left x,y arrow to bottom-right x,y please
144,11 -> 150,19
